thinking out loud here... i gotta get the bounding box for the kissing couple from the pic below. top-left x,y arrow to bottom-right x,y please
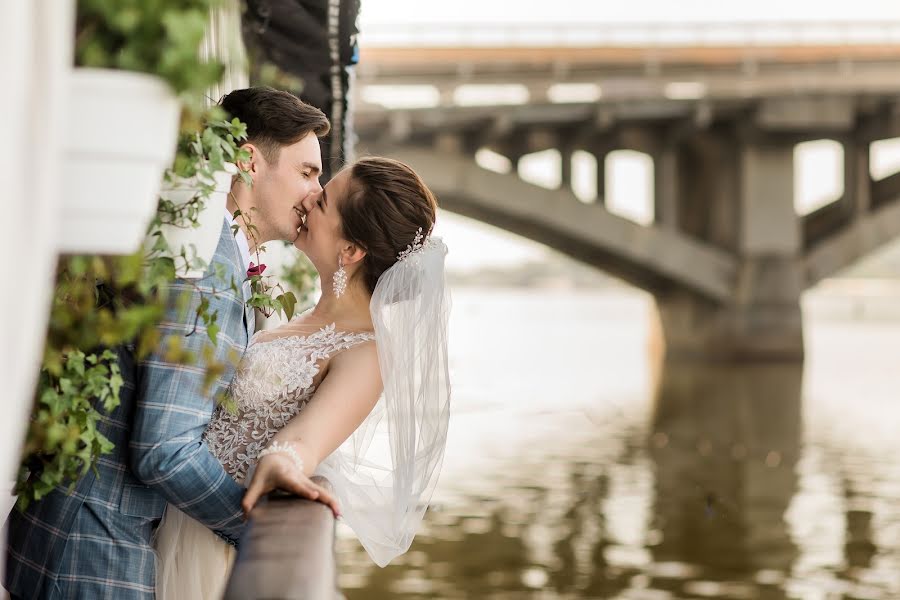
4,86 -> 451,600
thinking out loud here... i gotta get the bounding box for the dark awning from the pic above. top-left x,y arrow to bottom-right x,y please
242,0 -> 361,176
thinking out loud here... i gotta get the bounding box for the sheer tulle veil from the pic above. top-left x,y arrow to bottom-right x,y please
315,234 -> 451,567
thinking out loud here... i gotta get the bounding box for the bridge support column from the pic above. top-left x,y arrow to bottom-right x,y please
559,143 -> 573,190
589,145 -> 608,206
654,140 -> 805,361
654,144 -> 679,230
844,137 -> 871,214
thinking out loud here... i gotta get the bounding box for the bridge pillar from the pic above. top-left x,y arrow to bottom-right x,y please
596,151 -> 607,206
559,143 -> 573,189
655,139 -> 805,361
654,143 -> 679,230
844,137 -> 871,214
586,143 -> 609,206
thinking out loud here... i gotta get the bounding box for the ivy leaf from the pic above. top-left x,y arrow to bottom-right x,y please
151,231 -> 169,253
278,291 -> 297,321
195,296 -> 210,320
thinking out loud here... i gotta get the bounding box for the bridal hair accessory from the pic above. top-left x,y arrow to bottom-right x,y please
397,227 -> 431,262
258,441 -> 305,474
313,234 -> 451,567
332,255 -> 348,298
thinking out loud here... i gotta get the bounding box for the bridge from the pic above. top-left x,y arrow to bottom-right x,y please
352,21 -> 900,361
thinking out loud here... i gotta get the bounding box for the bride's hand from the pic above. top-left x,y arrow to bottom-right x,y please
242,453 -> 341,518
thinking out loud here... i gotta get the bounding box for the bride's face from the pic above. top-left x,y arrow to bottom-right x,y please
293,167 -> 352,270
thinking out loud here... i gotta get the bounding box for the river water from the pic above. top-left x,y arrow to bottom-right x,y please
337,285 -> 900,600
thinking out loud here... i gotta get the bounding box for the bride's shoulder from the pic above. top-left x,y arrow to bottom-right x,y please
329,336 -> 379,376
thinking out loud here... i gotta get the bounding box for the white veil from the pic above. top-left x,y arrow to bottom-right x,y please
315,235 -> 451,566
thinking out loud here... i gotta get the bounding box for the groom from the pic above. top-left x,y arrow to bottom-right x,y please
4,87 -> 330,599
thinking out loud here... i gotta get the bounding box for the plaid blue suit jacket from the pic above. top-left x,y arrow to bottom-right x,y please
4,220 -> 254,599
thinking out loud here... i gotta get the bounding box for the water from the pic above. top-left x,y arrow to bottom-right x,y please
337,286 -> 900,599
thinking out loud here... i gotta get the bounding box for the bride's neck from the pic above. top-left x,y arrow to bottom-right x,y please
310,284 -> 372,331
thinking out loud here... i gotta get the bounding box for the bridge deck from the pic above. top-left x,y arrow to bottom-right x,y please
356,42 -> 900,108
360,44 -> 900,69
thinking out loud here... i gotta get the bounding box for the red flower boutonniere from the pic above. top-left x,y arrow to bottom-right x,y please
235,206 -> 297,319
247,262 -> 267,277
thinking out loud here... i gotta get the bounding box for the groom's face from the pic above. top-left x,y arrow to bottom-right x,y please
250,132 -> 323,243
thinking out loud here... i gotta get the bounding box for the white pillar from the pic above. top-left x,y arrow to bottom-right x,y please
201,0 -> 250,101
0,0 -> 74,525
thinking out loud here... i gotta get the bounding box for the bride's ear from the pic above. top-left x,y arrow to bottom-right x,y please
342,243 -> 367,267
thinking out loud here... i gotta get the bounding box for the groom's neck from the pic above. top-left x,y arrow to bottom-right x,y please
227,186 -> 262,253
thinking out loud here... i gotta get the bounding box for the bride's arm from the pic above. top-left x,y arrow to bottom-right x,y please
242,341 -> 382,515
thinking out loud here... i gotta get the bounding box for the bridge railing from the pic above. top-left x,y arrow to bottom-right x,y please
223,476 -> 340,600
359,20 -> 900,48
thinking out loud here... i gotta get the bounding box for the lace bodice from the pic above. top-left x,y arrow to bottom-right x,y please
204,322 -> 375,483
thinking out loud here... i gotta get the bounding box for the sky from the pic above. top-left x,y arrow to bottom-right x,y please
359,0 -> 900,26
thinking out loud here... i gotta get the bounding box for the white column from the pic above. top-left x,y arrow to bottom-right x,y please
202,0 -> 250,101
0,0 -> 75,525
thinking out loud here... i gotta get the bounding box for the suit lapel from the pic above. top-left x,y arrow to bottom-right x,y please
243,285 -> 256,340
218,219 -> 256,344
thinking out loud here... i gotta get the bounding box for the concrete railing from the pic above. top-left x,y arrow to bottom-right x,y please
223,476 -> 341,600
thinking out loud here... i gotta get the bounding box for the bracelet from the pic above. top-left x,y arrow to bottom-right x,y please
257,441 -> 305,474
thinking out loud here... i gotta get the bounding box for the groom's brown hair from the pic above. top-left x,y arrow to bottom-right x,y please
220,87 -> 330,165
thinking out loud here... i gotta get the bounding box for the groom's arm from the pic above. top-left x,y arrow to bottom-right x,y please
130,279 -> 247,544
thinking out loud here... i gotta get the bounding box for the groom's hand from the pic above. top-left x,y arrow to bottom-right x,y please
242,454 -> 341,519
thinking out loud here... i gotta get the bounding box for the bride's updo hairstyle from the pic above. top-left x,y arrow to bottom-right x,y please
338,157 -> 438,294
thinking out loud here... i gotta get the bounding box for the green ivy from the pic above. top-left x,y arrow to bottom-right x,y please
150,111 -> 251,277
19,351 -> 122,505
17,0 -> 236,509
16,1 -> 315,510
16,251 -> 170,510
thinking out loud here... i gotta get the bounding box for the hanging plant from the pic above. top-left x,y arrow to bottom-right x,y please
74,0 -> 226,103
15,0 -> 299,509
149,111 -> 251,278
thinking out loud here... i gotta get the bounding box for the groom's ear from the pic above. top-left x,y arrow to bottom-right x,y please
237,143 -> 265,181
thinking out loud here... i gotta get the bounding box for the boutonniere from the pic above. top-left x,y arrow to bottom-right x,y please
234,210 -> 297,320
246,262 -> 266,277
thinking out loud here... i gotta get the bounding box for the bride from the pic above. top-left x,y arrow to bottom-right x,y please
152,156 -> 451,599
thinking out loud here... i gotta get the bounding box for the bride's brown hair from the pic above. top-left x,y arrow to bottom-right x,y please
337,157 -> 438,294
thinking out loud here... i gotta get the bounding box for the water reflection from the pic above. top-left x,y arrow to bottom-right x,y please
337,290 -> 900,599
339,364 -> 805,599
843,507 -> 877,572
647,364 -> 802,599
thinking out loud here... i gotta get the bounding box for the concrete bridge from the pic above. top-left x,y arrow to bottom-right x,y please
352,22 -> 900,361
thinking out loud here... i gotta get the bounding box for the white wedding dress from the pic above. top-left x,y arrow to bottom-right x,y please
153,321 -> 375,600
